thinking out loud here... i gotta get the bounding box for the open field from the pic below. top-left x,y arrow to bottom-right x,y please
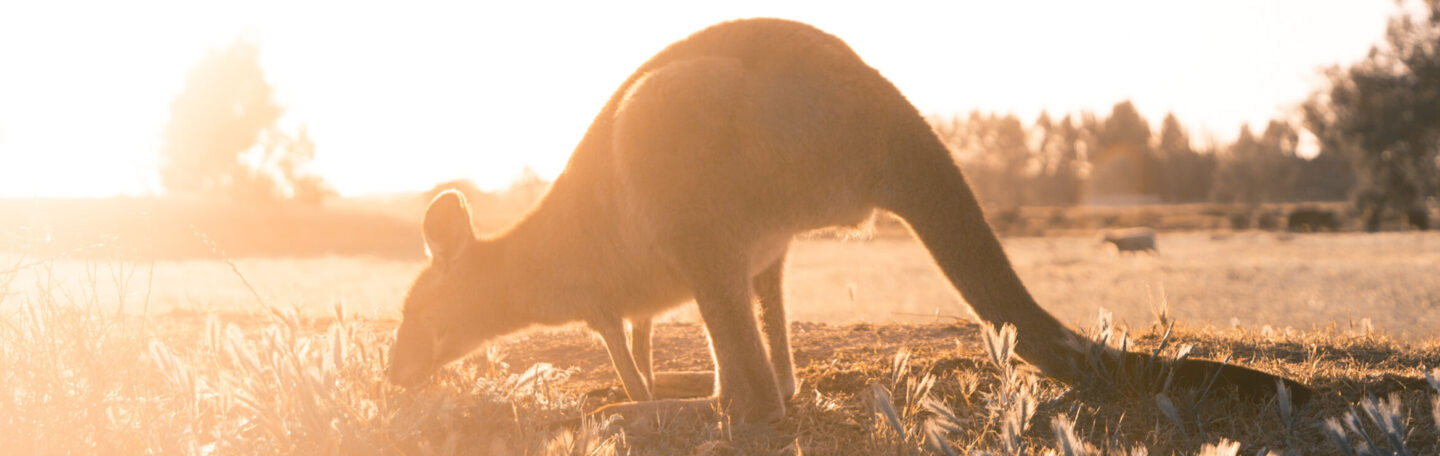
4,230 -> 1440,453
7,230 -> 1438,338
3,293 -> 1438,454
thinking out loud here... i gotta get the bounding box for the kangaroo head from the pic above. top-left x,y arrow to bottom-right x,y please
388,190 -> 509,387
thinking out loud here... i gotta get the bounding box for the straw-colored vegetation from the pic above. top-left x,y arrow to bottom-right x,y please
2,229 -> 1439,454
9,230 -> 1437,337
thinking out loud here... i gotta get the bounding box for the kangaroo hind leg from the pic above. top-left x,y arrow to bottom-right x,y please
754,247 -> 797,400
593,235 -> 784,423
667,233 -> 785,422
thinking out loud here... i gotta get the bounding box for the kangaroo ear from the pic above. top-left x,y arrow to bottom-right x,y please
422,190 -> 475,264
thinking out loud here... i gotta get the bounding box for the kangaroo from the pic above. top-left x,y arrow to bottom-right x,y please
1101,227 -> 1158,254
387,18 -> 1312,423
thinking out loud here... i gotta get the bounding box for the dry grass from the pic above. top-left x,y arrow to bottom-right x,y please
0,262 -> 616,454
12,231 -> 1433,338
788,231 -> 1440,339
3,251 -> 1439,454
3,229 -> 1439,454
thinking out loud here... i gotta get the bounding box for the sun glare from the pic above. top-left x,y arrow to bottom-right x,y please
0,1 -> 1393,198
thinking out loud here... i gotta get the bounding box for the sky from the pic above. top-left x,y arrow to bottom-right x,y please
0,1 -> 1397,198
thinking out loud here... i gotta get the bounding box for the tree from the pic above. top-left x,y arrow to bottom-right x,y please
1303,0 -> 1440,230
160,40 -> 331,204
1153,113 -> 1214,203
1212,121 -> 1301,205
1090,101 -> 1154,199
1213,126 -> 1260,205
943,113 -> 998,207
989,114 -> 1034,207
1031,113 -> 1085,206
1256,120 -> 1304,202
1292,146 -> 1356,202
958,113 -> 1037,208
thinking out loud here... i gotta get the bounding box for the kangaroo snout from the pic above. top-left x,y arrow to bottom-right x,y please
386,329 -> 434,388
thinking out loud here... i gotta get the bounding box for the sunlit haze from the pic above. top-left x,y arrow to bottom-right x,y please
0,1 -> 1392,198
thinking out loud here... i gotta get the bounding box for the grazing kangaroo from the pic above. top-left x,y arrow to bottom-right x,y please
387,18 -> 1311,423
1101,227 -> 1158,254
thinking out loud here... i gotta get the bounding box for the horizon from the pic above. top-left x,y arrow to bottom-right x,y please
0,1 -> 1393,198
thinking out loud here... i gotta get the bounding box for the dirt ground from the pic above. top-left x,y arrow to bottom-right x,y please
491,321 -> 979,398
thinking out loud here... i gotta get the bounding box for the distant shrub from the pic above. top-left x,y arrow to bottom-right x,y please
1256,211 -> 1281,231
1228,212 -> 1251,230
1287,207 -> 1342,232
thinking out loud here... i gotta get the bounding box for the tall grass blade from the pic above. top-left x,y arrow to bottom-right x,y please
1155,393 -> 1187,442
871,383 -> 904,436
922,420 -> 957,456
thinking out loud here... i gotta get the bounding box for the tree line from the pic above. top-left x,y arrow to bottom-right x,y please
938,0 -> 1440,232
931,102 -> 1356,210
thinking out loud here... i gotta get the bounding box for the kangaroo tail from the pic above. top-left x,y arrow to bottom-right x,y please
873,128 -> 1086,378
873,123 -> 1312,405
